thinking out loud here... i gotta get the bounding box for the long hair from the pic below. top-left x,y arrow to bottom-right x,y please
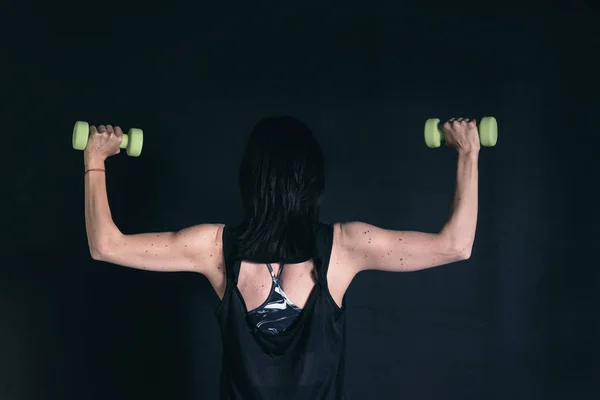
236,116 -> 325,263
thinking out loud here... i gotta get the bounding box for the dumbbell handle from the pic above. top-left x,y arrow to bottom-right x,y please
84,131 -> 132,148
434,120 -> 482,137
118,133 -> 131,149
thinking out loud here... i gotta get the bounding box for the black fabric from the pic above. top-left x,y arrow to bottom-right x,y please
214,222 -> 348,400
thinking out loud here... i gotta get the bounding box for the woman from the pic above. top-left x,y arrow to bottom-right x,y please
84,116 -> 480,399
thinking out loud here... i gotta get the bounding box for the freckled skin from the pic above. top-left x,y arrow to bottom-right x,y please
339,221 -> 471,274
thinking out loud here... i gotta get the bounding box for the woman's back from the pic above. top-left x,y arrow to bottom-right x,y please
215,223 -> 349,400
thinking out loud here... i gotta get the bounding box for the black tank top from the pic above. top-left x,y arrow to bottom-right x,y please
214,222 -> 348,400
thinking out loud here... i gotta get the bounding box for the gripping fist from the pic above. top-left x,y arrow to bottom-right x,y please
442,118 -> 480,153
84,124 -> 123,161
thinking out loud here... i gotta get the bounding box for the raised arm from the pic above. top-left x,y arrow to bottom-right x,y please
83,124 -> 223,274
341,118 -> 480,273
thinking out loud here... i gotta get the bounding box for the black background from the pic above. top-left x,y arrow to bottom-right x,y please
1,0 -> 599,399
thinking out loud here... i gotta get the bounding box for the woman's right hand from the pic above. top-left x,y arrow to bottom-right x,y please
442,118 -> 480,154
84,124 -> 124,163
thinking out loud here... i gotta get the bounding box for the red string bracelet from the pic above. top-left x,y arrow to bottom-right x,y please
85,168 -> 106,175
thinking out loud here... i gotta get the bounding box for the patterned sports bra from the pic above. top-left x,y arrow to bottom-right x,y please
246,263 -> 302,335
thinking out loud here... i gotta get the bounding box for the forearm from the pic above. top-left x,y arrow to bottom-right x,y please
440,151 -> 479,257
84,159 -> 121,256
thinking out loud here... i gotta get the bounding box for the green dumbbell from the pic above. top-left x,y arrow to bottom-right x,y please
72,121 -> 144,157
424,116 -> 498,148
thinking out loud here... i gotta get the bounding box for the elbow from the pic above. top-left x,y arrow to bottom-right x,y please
440,230 -> 473,262
90,245 -> 106,261
90,241 -> 112,261
454,244 -> 472,261
89,229 -> 122,261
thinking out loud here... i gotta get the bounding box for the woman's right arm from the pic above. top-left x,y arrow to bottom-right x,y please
84,124 -> 224,275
